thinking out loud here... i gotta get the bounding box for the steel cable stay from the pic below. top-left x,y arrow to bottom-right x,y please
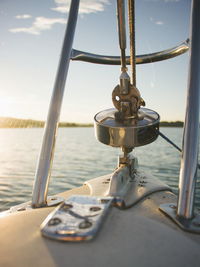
158,130 -> 200,169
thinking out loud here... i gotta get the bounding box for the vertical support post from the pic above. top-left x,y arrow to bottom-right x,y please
128,0 -> 136,86
177,0 -> 200,219
117,0 -> 127,70
32,0 -> 80,207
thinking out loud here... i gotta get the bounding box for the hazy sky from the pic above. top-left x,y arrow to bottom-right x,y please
0,0 -> 191,122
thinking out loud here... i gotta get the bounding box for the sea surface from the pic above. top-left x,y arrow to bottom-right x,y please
0,127 -> 200,211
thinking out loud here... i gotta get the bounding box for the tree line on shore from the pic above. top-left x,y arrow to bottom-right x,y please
0,117 -> 183,128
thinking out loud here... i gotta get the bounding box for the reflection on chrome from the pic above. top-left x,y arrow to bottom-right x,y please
71,39 -> 189,65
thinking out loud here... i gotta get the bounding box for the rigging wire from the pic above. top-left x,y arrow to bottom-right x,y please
158,131 -> 182,152
158,130 -> 200,169
128,0 -> 136,86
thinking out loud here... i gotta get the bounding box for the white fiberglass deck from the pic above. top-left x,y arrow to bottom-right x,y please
0,185 -> 200,267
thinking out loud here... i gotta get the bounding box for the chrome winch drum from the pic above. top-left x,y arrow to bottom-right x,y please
94,107 -> 160,148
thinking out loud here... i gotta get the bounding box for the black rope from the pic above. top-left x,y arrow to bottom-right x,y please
158,131 -> 182,152
158,130 -> 200,169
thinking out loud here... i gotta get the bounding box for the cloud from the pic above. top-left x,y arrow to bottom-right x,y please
155,21 -> 164,25
9,0 -> 110,35
144,0 -> 181,1
146,0 -> 180,2
0,41 -> 5,47
164,0 -> 180,2
9,17 -> 66,35
52,0 -> 110,14
150,82 -> 155,88
15,14 -> 32,19
150,17 -> 164,25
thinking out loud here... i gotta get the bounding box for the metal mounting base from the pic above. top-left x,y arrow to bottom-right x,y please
85,169 -> 171,209
41,195 -> 113,242
9,196 -> 64,213
160,203 -> 200,233
111,169 -> 171,208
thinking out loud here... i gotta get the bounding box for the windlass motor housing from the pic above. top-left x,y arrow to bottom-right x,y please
94,107 -> 160,149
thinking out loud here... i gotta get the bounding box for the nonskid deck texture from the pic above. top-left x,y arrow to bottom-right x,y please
0,185 -> 200,267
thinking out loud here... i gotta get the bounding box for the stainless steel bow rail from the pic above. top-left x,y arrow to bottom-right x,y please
32,0 -> 80,207
31,0 -> 200,234
160,0 -> 200,232
70,40 -> 189,65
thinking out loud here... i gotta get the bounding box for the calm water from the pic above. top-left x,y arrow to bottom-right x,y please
0,127 -> 199,211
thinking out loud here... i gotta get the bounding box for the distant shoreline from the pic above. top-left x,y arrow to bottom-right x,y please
0,117 -> 183,128
0,117 -> 93,128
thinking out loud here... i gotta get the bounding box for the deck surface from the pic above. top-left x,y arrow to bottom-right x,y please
0,185 -> 200,267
